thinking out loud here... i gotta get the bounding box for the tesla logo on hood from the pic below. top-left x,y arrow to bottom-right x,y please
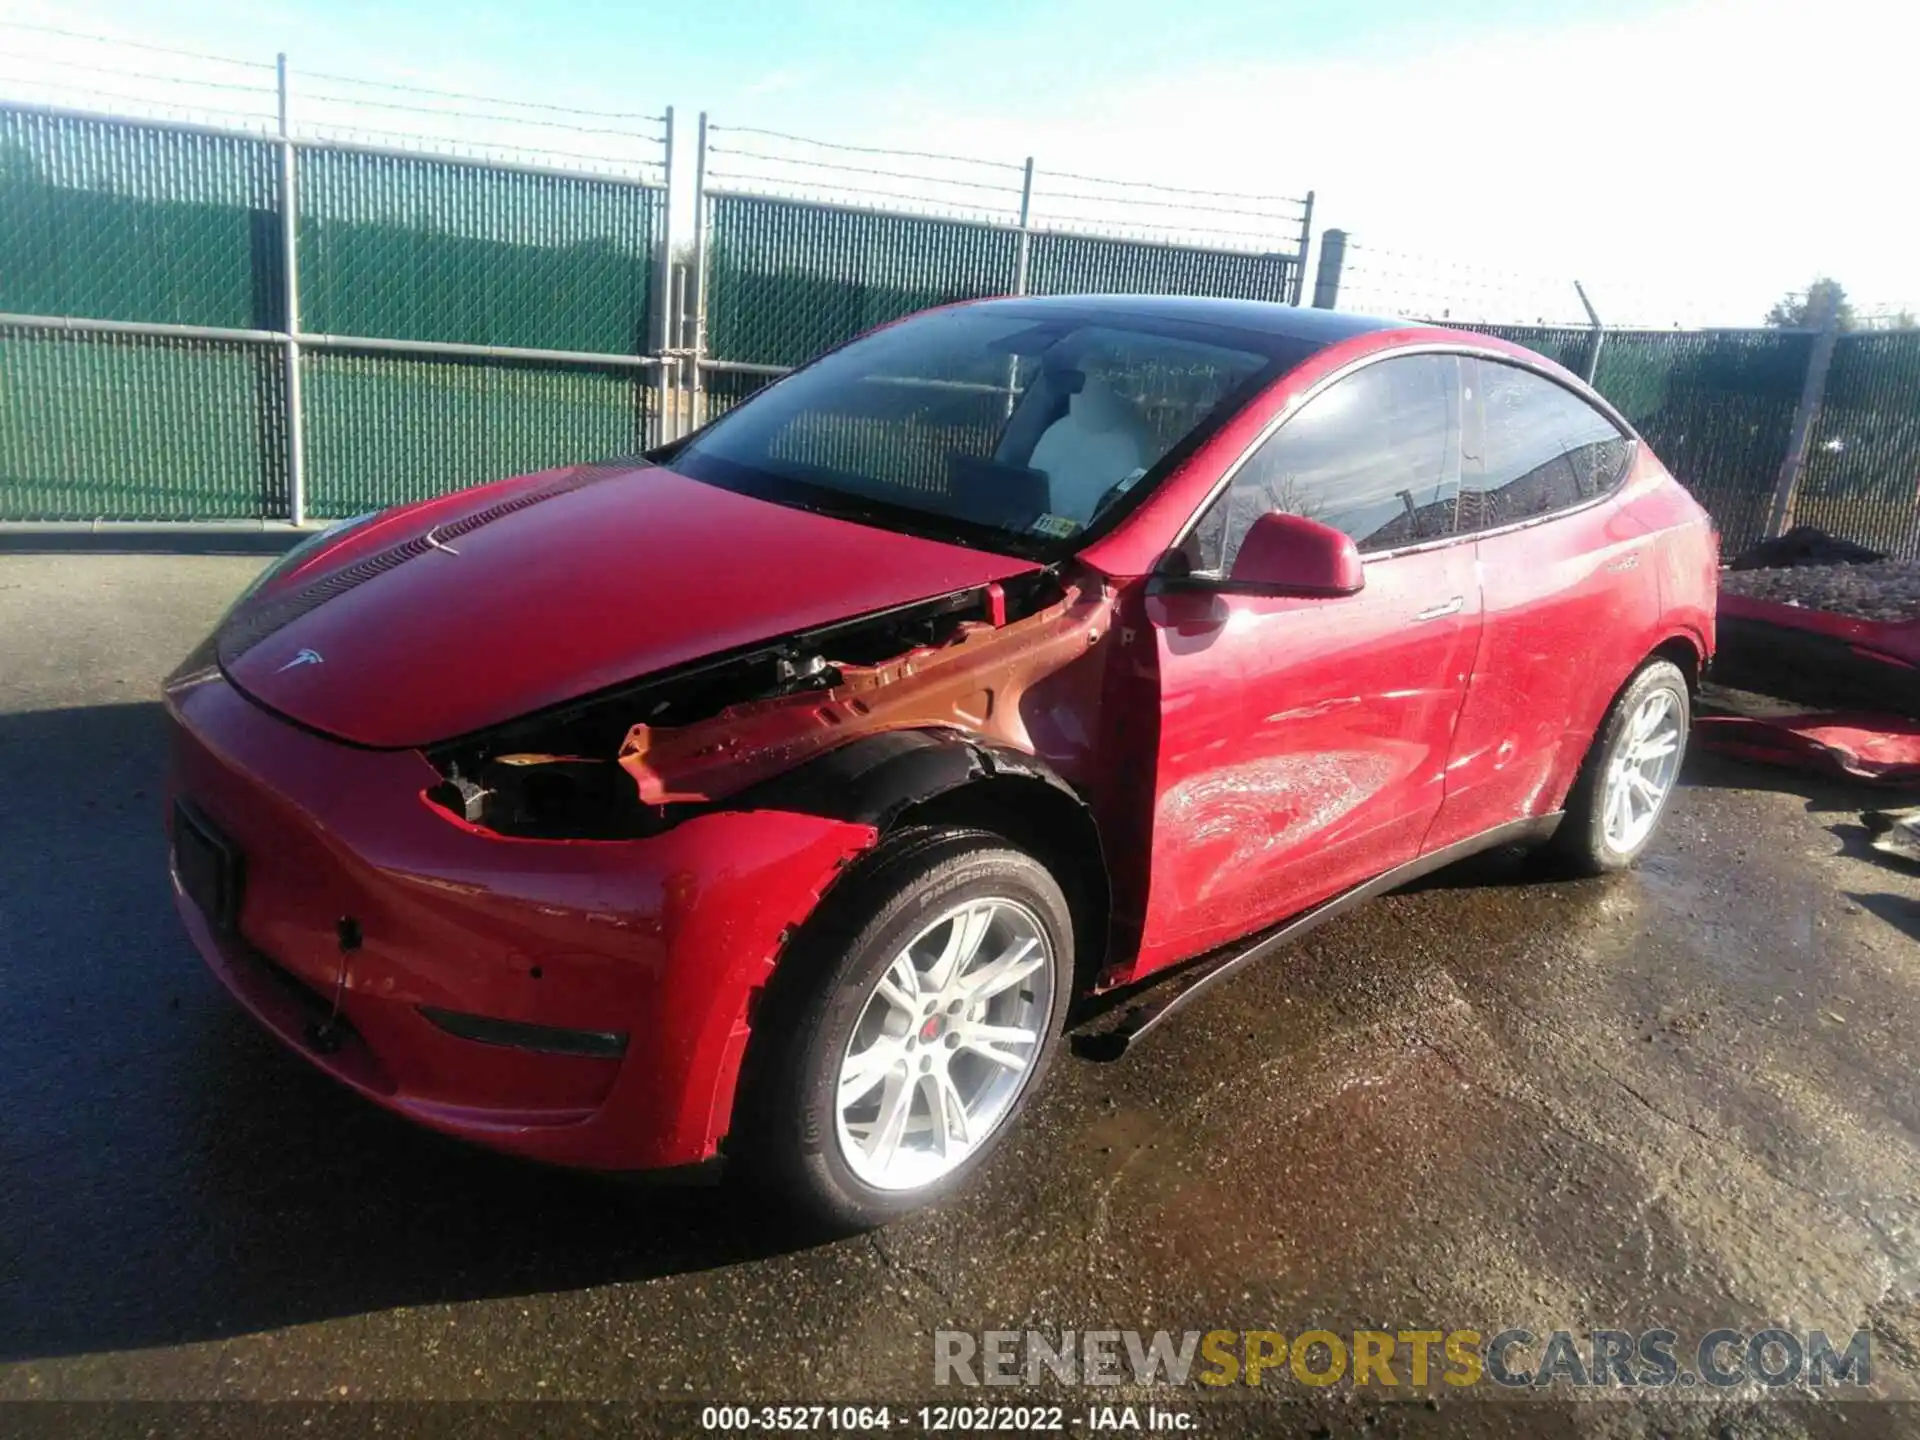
276,647 -> 325,673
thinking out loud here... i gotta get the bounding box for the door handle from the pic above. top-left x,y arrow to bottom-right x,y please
1413,597 -> 1465,622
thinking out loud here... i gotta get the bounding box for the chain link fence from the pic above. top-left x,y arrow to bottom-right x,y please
1799,331 -> 1920,555
5,28 -> 1915,553
0,30 -> 672,523
0,324 -> 285,518
302,350 -> 648,519
297,148 -> 663,353
691,121 -> 1312,419
702,196 -> 1020,371
0,106 -> 283,329
294,147 -> 666,513
1469,325 -> 1817,555
1439,322 -> 1920,559
1321,234 -> 1920,558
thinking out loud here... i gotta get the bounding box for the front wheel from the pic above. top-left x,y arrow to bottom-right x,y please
1547,658 -> 1691,875
734,829 -> 1073,1229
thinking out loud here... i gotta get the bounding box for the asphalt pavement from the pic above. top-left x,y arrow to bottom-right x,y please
2,548 -> 1918,1434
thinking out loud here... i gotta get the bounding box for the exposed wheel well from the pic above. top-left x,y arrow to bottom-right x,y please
1650,634 -> 1703,693
892,777 -> 1111,996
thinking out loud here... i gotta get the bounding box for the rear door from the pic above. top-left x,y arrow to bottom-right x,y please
1423,357 -> 1658,852
1131,354 -> 1483,974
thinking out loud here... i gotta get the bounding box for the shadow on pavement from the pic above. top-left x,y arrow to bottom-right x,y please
0,700 -> 809,1362
1849,890 -> 1920,941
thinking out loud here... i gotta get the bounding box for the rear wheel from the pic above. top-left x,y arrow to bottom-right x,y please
734,829 -> 1073,1228
1547,658 -> 1691,875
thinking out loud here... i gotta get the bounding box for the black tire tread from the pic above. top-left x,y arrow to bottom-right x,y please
729,826 -> 1072,1230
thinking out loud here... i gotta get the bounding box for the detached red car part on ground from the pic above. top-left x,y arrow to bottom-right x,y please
166,297 -> 1717,1223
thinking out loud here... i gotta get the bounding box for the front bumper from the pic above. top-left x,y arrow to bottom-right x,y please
165,668 -> 877,1170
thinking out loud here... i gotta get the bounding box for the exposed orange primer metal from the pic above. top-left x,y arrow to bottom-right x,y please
618,579 -> 1117,805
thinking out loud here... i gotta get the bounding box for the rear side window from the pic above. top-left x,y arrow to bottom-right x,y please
1459,359 -> 1633,533
1181,353 -> 1461,572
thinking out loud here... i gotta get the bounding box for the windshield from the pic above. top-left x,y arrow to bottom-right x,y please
664,306 -> 1286,557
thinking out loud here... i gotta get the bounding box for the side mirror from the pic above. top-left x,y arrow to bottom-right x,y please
1225,511 -> 1365,597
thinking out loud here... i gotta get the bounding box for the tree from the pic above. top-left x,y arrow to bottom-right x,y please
1765,277 -> 1858,330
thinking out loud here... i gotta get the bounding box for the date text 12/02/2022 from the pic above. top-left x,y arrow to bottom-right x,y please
698,1407 -> 1193,1432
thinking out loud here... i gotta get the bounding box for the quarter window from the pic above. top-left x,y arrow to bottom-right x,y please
1180,355 -> 1462,573
1458,359 -> 1633,532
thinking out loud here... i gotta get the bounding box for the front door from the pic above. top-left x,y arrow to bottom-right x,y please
1130,353 -> 1482,976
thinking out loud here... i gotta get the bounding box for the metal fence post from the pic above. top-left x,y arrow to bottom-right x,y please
276,53 -> 307,525
1764,288 -> 1842,538
1311,228 -> 1346,309
1012,157 -> 1035,296
688,111 -> 709,431
1293,190 -> 1314,305
1574,280 -> 1604,384
650,105 -> 675,447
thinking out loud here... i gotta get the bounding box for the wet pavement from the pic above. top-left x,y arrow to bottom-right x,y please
3,550 -> 1919,1431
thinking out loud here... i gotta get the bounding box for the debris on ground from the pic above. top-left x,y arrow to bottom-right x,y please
1718,558 -> 1920,624
1712,585 -> 1920,717
1727,525 -> 1887,572
1864,806 -> 1920,867
1696,712 -> 1920,784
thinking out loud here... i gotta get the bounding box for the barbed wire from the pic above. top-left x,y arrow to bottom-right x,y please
0,72 -> 276,127
0,23 -> 669,179
707,146 -> 1022,196
299,68 -> 663,122
1040,169 -> 1304,205
1027,187 -> 1299,223
297,120 -> 665,175
1336,236 -> 1724,328
702,173 -> 1016,225
9,52 -> 275,97
299,87 -> 665,140
709,123 -> 1025,172
0,19 -> 269,69
708,123 -> 1307,250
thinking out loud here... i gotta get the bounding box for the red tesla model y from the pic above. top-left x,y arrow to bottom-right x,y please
166,296 -> 1716,1224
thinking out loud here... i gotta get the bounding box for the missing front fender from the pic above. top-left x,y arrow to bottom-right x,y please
421,570 -> 1102,839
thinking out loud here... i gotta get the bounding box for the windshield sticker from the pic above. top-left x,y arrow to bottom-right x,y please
1029,513 -> 1083,539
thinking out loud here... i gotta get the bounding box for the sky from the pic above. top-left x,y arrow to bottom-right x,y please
1,0 -> 1915,327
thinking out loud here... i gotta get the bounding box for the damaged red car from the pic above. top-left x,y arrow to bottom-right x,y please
165,296 -> 1716,1224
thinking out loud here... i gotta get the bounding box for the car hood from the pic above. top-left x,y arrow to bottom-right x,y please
220,462 -> 1041,748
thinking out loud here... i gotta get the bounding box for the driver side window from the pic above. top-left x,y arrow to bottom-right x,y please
1178,354 -> 1462,574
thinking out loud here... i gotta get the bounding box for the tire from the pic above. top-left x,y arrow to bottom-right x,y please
732,827 -> 1074,1229
1546,658 -> 1691,876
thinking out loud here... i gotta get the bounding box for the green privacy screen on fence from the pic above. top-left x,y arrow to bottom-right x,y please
6,100 -> 1917,546
303,351 -> 651,519
1800,331 -> 1920,555
298,148 -> 663,352
704,194 -> 1023,369
0,104 -> 671,519
0,326 -> 285,519
1026,231 -> 1298,302
0,107 -> 282,329
1472,324 -> 1816,555
702,192 -> 1306,372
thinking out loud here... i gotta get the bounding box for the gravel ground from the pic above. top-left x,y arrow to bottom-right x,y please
1719,560 -> 1920,624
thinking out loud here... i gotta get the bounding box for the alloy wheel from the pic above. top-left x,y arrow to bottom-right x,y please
834,897 -> 1053,1192
1601,687 -> 1684,853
